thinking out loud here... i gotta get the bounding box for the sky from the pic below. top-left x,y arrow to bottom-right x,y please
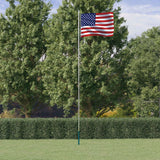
0,0 -> 160,39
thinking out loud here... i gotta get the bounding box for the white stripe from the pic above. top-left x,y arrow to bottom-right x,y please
96,14 -> 113,17
95,21 -> 113,24
81,25 -> 114,29
96,17 -> 114,21
81,32 -> 113,36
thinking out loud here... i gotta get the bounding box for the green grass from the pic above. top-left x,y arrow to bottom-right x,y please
0,139 -> 160,160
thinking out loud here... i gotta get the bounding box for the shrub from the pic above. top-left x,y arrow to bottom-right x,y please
0,118 -> 160,139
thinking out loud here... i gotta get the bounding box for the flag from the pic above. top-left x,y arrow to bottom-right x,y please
81,12 -> 114,37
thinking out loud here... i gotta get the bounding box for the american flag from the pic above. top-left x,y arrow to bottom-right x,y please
81,12 -> 114,37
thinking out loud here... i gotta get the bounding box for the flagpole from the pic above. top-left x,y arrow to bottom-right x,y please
78,10 -> 80,145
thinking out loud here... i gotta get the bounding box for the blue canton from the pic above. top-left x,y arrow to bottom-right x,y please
81,13 -> 96,27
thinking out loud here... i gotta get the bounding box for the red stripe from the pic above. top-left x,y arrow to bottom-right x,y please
81,31 -> 114,34
81,27 -> 114,30
81,34 -> 114,37
96,19 -> 114,22
96,12 -> 113,15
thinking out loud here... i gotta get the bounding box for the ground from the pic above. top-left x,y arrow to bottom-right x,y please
0,139 -> 160,160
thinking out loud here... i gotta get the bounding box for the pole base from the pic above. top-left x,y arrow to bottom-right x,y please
78,131 -> 80,145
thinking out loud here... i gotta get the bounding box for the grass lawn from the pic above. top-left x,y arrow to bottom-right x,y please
0,139 -> 160,160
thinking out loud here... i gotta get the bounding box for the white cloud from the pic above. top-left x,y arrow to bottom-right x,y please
121,13 -> 160,39
121,3 -> 160,14
119,3 -> 160,39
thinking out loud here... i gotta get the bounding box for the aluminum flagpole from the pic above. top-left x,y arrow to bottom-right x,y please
78,10 -> 80,145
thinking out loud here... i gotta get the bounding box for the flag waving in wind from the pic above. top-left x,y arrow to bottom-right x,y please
81,12 -> 114,37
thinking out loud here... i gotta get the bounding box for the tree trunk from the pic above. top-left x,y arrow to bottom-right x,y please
24,112 -> 30,118
85,98 -> 92,117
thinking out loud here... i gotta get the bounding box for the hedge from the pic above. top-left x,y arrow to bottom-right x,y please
1,118 -> 160,139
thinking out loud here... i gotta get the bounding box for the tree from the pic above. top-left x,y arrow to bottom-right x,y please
42,0 -> 128,116
0,0 -> 51,117
126,26 -> 160,117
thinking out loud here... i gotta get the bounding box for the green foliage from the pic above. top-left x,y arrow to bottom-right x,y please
1,0 -> 159,119
1,118 -> 160,139
9,118 -> 24,139
41,0 -> 128,116
50,119 -> 66,139
0,109 -> 20,118
0,0 -> 51,117
126,26 -> 160,117
22,118 -> 36,139
0,119 -> 10,139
